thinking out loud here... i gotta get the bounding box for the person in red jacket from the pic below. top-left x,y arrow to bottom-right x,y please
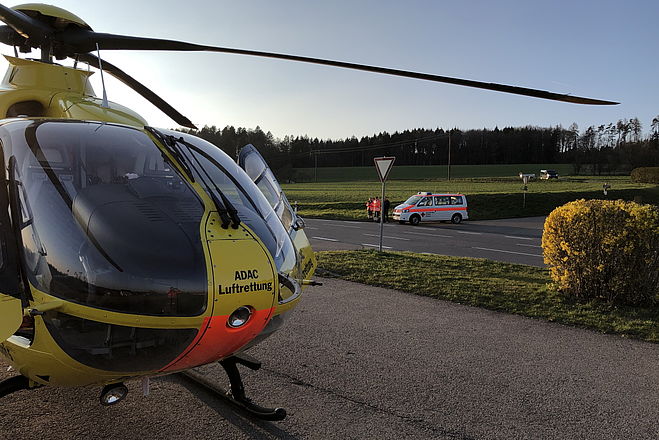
372,197 -> 381,222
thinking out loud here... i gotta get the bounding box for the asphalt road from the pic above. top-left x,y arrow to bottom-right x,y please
306,217 -> 547,266
1,277 -> 657,440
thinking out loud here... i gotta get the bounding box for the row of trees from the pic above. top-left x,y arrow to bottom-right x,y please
181,115 -> 659,178
565,117 -> 659,174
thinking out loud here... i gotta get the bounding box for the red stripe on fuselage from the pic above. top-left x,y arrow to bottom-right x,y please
159,307 -> 274,372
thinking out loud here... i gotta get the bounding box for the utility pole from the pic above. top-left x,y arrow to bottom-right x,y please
447,130 -> 452,181
314,151 -> 318,183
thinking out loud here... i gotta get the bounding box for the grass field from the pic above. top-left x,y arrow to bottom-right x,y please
284,175 -> 659,220
317,250 -> 659,342
292,163 -> 576,182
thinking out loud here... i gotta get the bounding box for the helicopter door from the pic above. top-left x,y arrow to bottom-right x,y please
237,144 -> 301,232
237,144 -> 316,285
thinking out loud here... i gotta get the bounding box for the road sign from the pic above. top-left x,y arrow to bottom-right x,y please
374,156 -> 396,182
373,156 -> 396,251
519,173 -> 534,208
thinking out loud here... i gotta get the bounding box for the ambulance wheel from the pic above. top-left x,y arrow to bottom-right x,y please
451,213 -> 462,224
410,215 -> 421,226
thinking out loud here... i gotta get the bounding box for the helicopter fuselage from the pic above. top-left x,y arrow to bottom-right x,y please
0,57 -> 314,388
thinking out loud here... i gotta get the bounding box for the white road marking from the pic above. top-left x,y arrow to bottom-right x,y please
456,231 -> 482,235
402,231 -> 453,238
306,227 -> 319,230
363,233 -> 410,241
517,244 -> 542,249
315,219 -> 363,226
311,220 -> 375,229
505,235 -> 535,240
362,243 -> 392,249
312,236 -> 339,242
473,247 -> 543,257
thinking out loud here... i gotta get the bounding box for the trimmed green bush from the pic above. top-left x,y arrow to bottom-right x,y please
631,167 -> 659,184
542,199 -> 659,306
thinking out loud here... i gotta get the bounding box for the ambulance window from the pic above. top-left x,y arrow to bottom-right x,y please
450,196 -> 463,205
417,197 -> 432,207
435,196 -> 450,205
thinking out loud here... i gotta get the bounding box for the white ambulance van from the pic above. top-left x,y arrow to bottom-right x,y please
392,192 -> 468,225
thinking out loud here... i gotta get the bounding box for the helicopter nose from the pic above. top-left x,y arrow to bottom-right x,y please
159,224 -> 278,372
160,306 -> 274,373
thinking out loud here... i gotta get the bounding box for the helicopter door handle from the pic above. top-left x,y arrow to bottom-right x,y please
277,272 -> 301,306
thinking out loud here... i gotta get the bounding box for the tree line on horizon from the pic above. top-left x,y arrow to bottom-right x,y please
180,115 -> 659,178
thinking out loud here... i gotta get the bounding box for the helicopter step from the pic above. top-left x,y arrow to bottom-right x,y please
181,353 -> 287,421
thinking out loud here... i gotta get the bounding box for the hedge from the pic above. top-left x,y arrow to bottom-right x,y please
631,167 -> 659,184
542,199 -> 659,306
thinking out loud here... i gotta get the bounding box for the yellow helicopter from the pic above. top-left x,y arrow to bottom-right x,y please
0,2 -> 615,421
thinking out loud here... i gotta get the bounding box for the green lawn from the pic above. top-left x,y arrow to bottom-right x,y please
292,163 -> 576,181
284,176 -> 659,220
316,250 -> 659,342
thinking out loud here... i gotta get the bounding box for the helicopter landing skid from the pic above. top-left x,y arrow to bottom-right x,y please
181,354 -> 287,421
0,375 -> 37,399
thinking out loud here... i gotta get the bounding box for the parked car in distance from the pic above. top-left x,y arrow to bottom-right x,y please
392,192 -> 468,225
540,169 -> 559,179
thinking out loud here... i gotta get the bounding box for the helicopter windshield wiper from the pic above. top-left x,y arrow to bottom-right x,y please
145,127 -> 194,183
173,138 -> 242,229
146,127 -> 239,229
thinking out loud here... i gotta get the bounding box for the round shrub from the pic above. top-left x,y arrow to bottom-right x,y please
630,167 -> 659,184
542,199 -> 659,306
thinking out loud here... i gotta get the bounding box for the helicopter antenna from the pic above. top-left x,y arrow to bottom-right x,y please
95,43 -> 109,108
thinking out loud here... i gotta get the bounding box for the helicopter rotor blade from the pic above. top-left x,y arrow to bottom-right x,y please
0,4 -> 51,39
56,29 -> 618,106
76,53 -> 197,129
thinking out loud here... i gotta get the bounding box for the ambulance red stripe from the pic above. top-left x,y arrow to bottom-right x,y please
409,207 -> 468,213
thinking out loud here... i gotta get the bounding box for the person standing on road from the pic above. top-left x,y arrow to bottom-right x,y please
373,197 -> 381,222
366,198 -> 373,220
383,197 -> 390,222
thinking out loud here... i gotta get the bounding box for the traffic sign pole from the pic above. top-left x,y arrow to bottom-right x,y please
379,180 -> 385,251
373,157 -> 395,252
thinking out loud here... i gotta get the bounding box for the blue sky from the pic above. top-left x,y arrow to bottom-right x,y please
2,0 -> 657,139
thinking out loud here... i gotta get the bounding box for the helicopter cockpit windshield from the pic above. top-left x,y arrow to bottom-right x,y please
0,120 -> 299,320
153,129 -> 298,277
2,120 -> 207,316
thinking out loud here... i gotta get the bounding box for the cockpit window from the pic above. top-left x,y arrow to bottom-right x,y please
5,121 -> 207,316
162,131 -> 297,276
239,145 -> 296,232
